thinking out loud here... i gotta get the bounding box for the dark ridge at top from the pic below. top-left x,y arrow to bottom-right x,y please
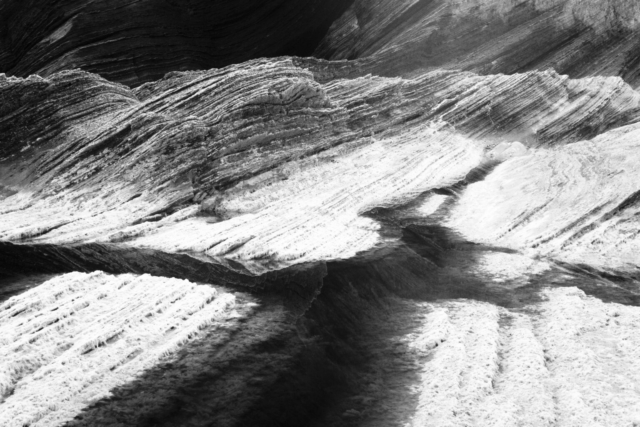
314,0 -> 640,88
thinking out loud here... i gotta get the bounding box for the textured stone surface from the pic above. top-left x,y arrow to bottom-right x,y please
401,286 -> 640,427
316,0 -> 640,88
3,1 -> 640,425
0,0 -> 352,87
448,122 -> 640,273
0,272 -> 243,426
2,62 -> 640,273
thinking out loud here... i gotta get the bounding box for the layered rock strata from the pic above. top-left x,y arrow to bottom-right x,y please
2,1 -> 640,425
407,287 -> 640,427
0,272 -> 243,426
448,122 -> 640,273
2,62 -> 640,274
0,0 -> 352,86
316,0 -> 640,88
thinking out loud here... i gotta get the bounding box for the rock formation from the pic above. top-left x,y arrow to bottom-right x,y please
0,272 -> 240,426
2,0 -> 640,426
0,0 -> 352,86
316,0 -> 640,87
2,64 -> 639,274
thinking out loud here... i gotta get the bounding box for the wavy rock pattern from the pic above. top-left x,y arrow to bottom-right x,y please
2,62 -> 640,272
0,0 -> 352,87
316,0 -> 640,88
2,1 -> 640,425
406,287 -> 640,427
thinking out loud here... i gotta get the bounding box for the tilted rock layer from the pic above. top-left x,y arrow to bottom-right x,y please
0,0 -> 352,86
2,1 -> 640,426
316,0 -> 640,88
448,123 -> 640,272
2,61 -> 640,273
0,272 -> 244,427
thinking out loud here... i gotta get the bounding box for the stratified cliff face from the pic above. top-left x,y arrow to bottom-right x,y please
316,0 -> 640,87
2,1 -> 640,426
0,0 -> 352,86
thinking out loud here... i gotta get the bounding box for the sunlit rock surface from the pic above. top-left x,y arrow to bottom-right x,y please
0,272 -> 245,426
448,122 -> 640,273
0,0 -> 352,86
2,1 -> 640,425
2,62 -> 640,273
407,287 -> 640,427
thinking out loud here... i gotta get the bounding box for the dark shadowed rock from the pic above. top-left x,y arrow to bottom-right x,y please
2,61 -> 640,274
0,0 -> 353,87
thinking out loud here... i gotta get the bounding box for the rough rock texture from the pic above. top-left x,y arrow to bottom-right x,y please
316,0 -> 640,88
0,270 -> 337,427
3,1 -> 640,426
406,286 -> 640,427
0,272 -> 242,426
2,62 -> 640,273
448,122 -> 640,273
0,0 -> 352,87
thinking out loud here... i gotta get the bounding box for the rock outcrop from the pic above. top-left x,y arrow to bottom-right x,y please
0,272 -> 240,426
316,0 -> 640,88
407,286 -> 640,427
448,122 -> 640,273
2,1 -> 640,426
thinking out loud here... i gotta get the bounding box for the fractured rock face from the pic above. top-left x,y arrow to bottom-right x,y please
406,287 -> 640,427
